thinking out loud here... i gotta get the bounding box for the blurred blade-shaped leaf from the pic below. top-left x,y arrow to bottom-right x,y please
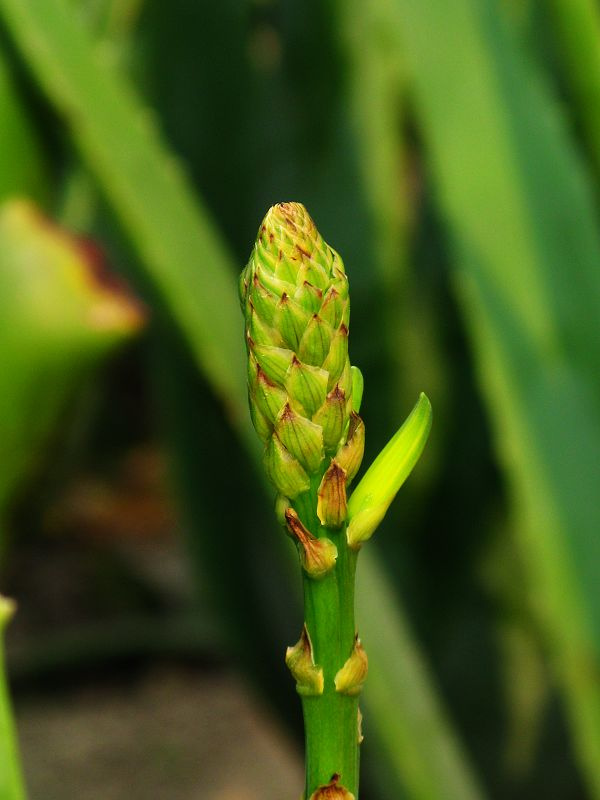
0,199 -> 144,520
389,0 -> 600,793
0,51 -> 48,204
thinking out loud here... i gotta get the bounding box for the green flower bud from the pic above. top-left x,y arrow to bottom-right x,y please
240,203 -> 359,491
263,434 -> 310,499
335,413 -> 365,485
285,508 -> 337,578
317,461 -> 347,529
275,404 -> 323,473
334,636 -> 368,696
314,386 -> 347,454
286,624 -> 324,696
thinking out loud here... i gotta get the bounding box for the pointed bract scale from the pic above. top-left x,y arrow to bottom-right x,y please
246,352 -> 259,396
276,292 -> 311,351
248,275 -> 278,326
336,359 -> 354,407
313,385 -> 347,454
238,270 -> 249,306
253,263 -> 295,300
297,257 -> 329,291
298,314 -> 333,367
334,636 -> 368,696
294,280 -> 323,314
284,357 -> 328,419
254,368 -> 288,424
286,625 -> 324,697
263,434 -> 310,498
248,304 -> 283,348
322,324 -> 349,389
253,344 -> 294,385
335,412 -> 365,485
250,402 -> 272,442
275,404 -> 323,473
319,286 -> 343,328
317,460 -> 348,529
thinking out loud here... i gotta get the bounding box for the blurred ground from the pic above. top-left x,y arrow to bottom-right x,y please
15,665 -> 303,800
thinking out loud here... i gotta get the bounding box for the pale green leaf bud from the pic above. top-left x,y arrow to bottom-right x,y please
347,393 -> 432,548
286,624 -> 324,696
334,636 -> 368,696
317,461 -> 347,529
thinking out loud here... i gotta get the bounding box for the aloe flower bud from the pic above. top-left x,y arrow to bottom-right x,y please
240,203 -> 361,499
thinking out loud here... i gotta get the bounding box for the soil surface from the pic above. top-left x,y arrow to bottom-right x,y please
15,666 -> 303,800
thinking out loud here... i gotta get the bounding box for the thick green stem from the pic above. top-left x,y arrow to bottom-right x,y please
295,478 -> 360,798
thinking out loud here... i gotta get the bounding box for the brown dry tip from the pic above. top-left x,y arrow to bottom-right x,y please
309,774 -> 355,800
284,508 -> 310,545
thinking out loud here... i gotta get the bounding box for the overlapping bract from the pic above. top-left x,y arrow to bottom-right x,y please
239,203 -> 364,506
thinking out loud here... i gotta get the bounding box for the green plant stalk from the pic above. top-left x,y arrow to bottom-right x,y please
295,476 -> 360,796
240,203 -> 432,799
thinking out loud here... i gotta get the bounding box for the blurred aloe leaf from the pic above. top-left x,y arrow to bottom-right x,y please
544,0 -> 600,180
389,0 -> 600,793
0,0 -> 247,440
358,551 -> 484,800
0,597 -> 26,800
0,3 -> 486,797
0,199 -> 144,523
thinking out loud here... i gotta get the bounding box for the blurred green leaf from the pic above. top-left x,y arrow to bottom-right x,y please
0,51 -> 48,204
0,199 -> 143,521
389,0 -> 600,793
0,597 -> 26,800
0,3 -> 487,797
545,0 -> 600,180
358,551 -> 484,800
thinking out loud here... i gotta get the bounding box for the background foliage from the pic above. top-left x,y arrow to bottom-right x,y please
0,0 -> 599,798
